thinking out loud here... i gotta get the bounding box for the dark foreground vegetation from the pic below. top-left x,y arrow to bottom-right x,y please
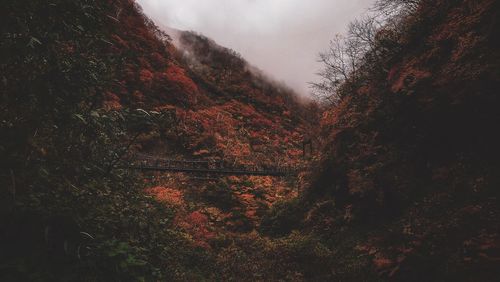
1,0 -> 498,280
290,0 -> 500,280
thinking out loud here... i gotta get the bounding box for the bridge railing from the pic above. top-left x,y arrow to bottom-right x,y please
120,154 -> 300,176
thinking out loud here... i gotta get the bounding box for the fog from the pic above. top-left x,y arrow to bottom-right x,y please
136,0 -> 376,96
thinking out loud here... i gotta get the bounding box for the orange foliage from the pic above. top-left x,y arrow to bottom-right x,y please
389,58 -> 431,93
372,255 -> 395,274
145,186 -> 184,207
165,64 -> 199,95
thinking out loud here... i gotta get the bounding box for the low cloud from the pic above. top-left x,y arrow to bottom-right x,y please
136,0 -> 376,97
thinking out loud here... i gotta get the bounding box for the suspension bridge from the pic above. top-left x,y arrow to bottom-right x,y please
119,154 -> 299,177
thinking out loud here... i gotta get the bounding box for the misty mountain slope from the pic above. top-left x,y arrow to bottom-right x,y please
103,1 -> 312,166
107,2 -> 316,236
1,0 -> 316,280
265,0 -> 500,280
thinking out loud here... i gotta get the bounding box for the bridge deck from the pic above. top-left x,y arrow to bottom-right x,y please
120,155 -> 297,177
123,165 -> 293,176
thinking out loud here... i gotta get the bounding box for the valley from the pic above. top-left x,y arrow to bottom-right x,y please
1,0 -> 499,281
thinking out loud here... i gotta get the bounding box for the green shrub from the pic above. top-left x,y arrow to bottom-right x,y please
204,180 -> 238,211
260,198 -> 304,237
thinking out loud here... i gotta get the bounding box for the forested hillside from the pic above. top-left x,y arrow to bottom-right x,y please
269,0 -> 500,280
0,0 -> 313,280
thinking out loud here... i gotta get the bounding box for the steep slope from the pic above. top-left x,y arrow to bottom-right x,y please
107,2 -> 317,236
0,0 -> 218,280
268,0 -> 500,280
1,0 -> 314,280
103,0 -> 312,173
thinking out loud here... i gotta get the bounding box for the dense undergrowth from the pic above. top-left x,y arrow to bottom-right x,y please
0,0 -> 213,280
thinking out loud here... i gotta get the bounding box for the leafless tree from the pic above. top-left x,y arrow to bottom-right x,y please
311,17 -> 381,105
374,0 -> 421,17
311,0 -> 422,106
348,17 -> 380,49
310,36 -> 349,104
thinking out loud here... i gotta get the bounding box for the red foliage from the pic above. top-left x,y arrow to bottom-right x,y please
187,211 -> 208,226
103,91 -> 122,110
139,68 -> 154,88
145,186 -> 184,206
176,211 -> 216,249
164,64 -> 199,96
150,52 -> 166,68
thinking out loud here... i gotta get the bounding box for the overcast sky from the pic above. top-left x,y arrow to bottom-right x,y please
136,0 -> 376,97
